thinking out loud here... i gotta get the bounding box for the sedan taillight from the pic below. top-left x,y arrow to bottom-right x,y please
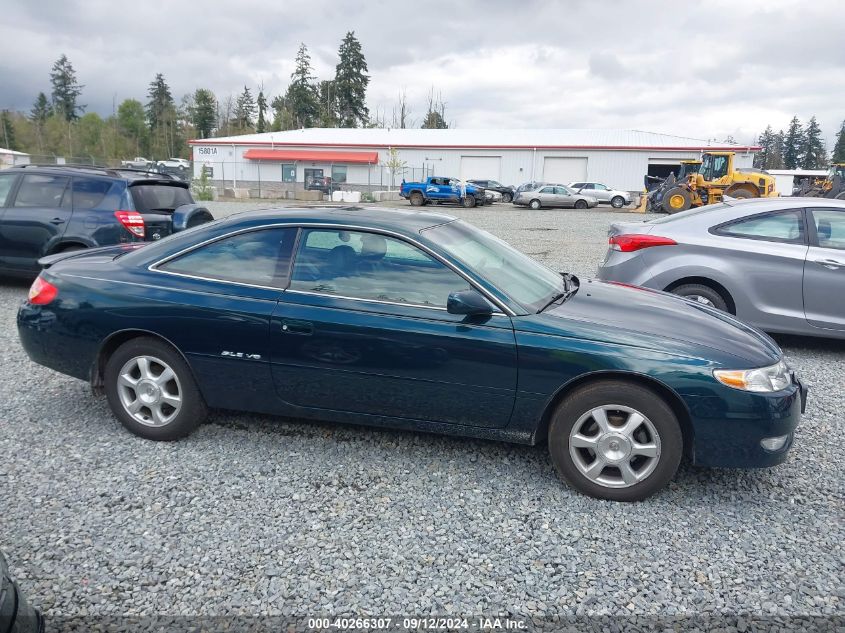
28,276 -> 58,305
610,234 -> 677,252
114,210 -> 145,238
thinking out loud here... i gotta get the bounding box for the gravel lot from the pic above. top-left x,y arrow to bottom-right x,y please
1,201 -> 843,630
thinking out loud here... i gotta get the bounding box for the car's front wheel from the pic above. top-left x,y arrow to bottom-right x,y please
548,380 -> 683,501
501,192 -> 513,203
574,199 -> 588,209
105,337 -> 207,440
529,199 -> 541,210
611,196 -> 626,209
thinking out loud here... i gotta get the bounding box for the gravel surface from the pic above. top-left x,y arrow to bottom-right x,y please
1,201 -> 843,629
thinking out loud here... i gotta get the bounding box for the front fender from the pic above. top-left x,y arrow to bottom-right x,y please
172,204 -> 214,232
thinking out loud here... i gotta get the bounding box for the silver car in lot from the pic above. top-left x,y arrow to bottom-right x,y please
596,198 -> 845,339
569,182 -> 633,209
513,184 -> 598,210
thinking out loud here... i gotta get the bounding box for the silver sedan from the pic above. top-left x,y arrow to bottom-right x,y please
513,185 -> 598,210
568,182 -> 633,208
596,197 -> 845,339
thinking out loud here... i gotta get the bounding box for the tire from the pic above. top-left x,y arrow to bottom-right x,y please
670,283 -> 729,312
186,213 -> 213,229
501,192 -> 513,203
529,199 -> 541,210
409,191 -> 424,206
56,244 -> 86,253
610,196 -> 625,209
462,196 -> 476,208
104,336 -> 208,441
574,199 -> 588,209
548,380 -> 683,501
834,191 -> 845,200
662,187 -> 692,214
728,188 -> 755,199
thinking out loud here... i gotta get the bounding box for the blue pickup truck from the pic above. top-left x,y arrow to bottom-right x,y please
400,177 -> 486,207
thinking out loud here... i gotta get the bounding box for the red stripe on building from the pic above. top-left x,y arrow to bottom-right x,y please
242,149 -> 380,163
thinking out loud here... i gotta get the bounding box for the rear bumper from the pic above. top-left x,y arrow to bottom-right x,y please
686,379 -> 804,468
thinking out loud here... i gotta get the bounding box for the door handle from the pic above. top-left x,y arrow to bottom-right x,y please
814,258 -> 844,270
50,217 -> 66,225
281,319 -> 313,335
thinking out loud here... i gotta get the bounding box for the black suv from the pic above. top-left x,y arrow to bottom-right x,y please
0,165 -> 213,277
466,179 -> 516,203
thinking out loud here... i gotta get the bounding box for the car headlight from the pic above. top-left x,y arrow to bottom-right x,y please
713,360 -> 791,393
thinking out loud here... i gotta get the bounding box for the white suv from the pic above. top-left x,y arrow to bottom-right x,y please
568,182 -> 632,208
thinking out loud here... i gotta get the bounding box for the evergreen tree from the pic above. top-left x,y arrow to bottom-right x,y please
334,31 -> 369,127
318,80 -> 337,127
754,126 -> 785,170
782,116 -> 803,169
50,54 -> 85,121
117,99 -> 148,155
145,73 -> 177,157
270,94 -> 295,131
190,89 -> 217,139
285,44 -> 320,128
0,110 -> 18,150
30,92 -> 51,124
833,120 -> 845,164
801,116 -> 827,169
234,86 -> 256,130
256,89 -> 268,133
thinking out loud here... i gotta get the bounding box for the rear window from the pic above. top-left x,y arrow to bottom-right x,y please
130,184 -> 192,213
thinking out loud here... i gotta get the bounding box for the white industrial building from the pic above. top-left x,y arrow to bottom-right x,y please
0,147 -> 30,168
188,128 -> 758,197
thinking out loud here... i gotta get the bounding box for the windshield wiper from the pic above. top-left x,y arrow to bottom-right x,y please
537,274 -> 579,313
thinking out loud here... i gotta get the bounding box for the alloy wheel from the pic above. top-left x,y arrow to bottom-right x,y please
568,405 -> 661,488
687,294 -> 716,307
117,355 -> 182,427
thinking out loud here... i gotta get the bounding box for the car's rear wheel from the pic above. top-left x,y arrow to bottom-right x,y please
501,192 -> 513,203
529,199 -> 541,210
462,196 -> 476,208
105,337 -> 207,440
575,199 -> 588,209
548,380 -> 682,501
409,191 -> 424,206
670,283 -> 729,312
611,196 -> 625,209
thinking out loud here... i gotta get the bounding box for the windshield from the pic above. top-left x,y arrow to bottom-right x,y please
423,220 -> 563,312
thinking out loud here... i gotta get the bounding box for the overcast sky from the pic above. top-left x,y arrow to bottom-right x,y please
1,0 -> 843,147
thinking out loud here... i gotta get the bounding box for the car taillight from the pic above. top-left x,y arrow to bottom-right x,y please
609,234 -> 677,252
114,210 -> 145,238
28,276 -> 58,305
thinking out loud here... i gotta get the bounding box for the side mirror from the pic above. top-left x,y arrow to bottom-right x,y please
447,289 -> 492,316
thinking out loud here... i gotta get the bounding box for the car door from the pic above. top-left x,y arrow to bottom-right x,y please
0,173 -> 72,273
536,186 -> 557,207
149,226 -> 299,412
270,227 -> 518,428
0,172 -> 20,271
555,186 -> 575,207
804,207 -> 845,331
708,208 -> 808,330
592,184 -> 611,203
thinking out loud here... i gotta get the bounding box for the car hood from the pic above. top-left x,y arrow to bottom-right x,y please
520,279 -> 781,367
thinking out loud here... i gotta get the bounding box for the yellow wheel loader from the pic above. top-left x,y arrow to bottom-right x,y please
660,152 -> 778,214
795,163 -> 845,200
644,160 -> 702,212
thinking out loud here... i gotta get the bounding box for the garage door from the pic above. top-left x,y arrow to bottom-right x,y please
460,156 -> 501,181
542,157 -> 587,183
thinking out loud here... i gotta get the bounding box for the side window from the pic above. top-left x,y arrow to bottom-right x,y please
12,174 -> 70,208
539,186 -> 554,193
594,184 -> 608,191
582,183 -> 595,190
0,173 -> 17,207
571,183 -> 585,189
72,178 -> 115,210
158,227 -> 298,287
289,229 -> 470,308
811,209 -> 845,251
713,210 -> 805,244
554,187 -> 569,195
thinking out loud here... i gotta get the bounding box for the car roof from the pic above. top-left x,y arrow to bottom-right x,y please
646,196 -> 845,227
9,164 -> 182,183
217,206 -> 459,234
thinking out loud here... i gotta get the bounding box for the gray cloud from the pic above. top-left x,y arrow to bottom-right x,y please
0,0 -> 842,146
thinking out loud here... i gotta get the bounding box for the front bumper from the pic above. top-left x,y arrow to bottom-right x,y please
686,375 -> 805,468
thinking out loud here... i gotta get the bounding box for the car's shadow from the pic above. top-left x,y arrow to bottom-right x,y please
772,332 -> 845,353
